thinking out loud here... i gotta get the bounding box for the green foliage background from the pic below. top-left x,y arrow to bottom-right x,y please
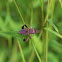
0,0 -> 62,62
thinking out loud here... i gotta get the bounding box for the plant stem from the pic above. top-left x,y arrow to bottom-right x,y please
46,22 -> 48,62
13,0 -> 25,24
17,40 -> 26,62
32,42 -> 41,62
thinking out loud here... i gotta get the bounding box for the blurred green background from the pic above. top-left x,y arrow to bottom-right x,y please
0,0 -> 62,62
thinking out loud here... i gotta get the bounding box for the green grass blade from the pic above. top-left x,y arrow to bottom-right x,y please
0,31 -> 26,62
32,42 -> 41,62
44,27 -> 62,39
17,40 -> 26,62
28,50 -> 35,62
59,0 -> 62,8
46,22 -> 48,62
13,0 -> 25,24
47,19 -> 59,33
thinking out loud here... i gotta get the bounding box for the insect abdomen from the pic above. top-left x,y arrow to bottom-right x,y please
29,28 -> 36,34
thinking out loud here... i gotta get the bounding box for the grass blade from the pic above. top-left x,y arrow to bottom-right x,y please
46,22 -> 48,62
13,0 -> 25,24
47,19 -> 59,33
32,42 -> 41,62
0,31 -> 26,62
59,0 -> 62,8
17,40 -> 26,62
44,27 -> 62,39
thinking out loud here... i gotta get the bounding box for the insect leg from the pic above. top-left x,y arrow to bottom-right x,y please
23,37 -> 28,42
23,35 -> 31,42
22,24 -> 28,29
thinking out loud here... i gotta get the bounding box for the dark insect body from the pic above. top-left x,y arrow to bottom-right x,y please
19,28 -> 40,35
19,24 -> 44,42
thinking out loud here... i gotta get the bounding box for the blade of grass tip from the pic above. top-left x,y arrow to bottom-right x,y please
17,40 -> 26,62
32,42 -> 41,62
13,0 -> 25,24
47,19 -> 59,33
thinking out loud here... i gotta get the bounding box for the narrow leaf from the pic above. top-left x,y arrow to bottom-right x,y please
44,27 -> 62,39
47,19 -> 59,32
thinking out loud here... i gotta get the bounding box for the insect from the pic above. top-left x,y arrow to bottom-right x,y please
18,24 -> 44,42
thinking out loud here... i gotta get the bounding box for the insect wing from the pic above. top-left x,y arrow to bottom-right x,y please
19,30 -> 26,34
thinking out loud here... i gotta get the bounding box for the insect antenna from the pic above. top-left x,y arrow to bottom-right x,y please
39,20 -> 47,31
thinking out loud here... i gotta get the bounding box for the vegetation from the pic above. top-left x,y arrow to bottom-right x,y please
0,0 -> 62,62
